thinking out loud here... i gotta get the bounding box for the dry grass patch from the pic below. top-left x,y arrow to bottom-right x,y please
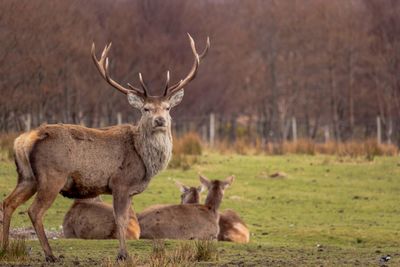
169,133 -> 202,170
146,239 -> 218,266
0,238 -> 29,262
0,132 -> 18,161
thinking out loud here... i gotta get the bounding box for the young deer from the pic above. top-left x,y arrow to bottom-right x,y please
174,180 -> 203,204
62,197 -> 140,240
179,180 -> 250,243
1,34 -> 209,261
138,175 -> 234,240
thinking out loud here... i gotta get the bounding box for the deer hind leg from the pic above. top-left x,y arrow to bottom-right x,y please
1,181 -> 37,249
113,191 -> 131,261
28,172 -> 65,262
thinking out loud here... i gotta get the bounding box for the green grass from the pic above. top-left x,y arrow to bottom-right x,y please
0,153 -> 399,266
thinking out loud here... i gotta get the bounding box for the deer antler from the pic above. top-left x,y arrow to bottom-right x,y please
91,43 -> 147,97
163,34 -> 210,97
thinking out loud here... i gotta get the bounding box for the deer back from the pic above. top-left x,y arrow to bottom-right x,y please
138,204 -> 219,240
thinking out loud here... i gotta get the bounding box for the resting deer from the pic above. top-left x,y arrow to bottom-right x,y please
174,180 -> 203,204
1,34 -> 209,261
178,180 -> 250,243
62,180 -> 200,240
138,175 -> 234,240
62,197 -> 140,240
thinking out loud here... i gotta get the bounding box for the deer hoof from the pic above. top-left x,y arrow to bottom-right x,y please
45,255 -> 57,262
116,252 -> 127,261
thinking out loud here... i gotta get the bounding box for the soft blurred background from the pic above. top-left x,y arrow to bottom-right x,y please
1,2 -> 400,265
1,0 -> 400,149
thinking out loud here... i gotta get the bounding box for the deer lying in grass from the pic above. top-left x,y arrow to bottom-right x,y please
62,197 -> 140,240
174,180 -> 203,204
138,175 -> 234,240
178,180 -> 250,243
61,181 -> 195,240
1,34 -> 209,261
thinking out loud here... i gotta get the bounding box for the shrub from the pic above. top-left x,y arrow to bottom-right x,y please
174,132 -> 202,156
169,132 -> 202,170
0,133 -> 18,161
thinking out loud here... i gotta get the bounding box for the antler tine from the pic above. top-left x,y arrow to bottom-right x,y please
138,73 -> 149,97
92,42 -> 144,97
199,36 -> 210,59
165,34 -> 209,96
163,71 -> 171,96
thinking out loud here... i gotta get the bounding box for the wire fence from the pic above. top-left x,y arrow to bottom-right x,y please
5,112 -> 400,146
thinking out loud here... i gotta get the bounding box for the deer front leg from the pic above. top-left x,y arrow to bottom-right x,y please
113,191 -> 131,261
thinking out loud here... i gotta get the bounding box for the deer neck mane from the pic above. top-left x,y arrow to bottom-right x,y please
134,122 -> 172,180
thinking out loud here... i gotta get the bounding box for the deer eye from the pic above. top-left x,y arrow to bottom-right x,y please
144,107 -> 150,112
166,106 -> 171,111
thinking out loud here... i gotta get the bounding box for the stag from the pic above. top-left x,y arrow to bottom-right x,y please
1,34 -> 209,261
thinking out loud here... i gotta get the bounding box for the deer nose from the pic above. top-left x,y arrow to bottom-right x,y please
154,117 -> 166,127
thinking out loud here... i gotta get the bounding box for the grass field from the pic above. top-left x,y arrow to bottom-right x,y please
0,152 -> 399,266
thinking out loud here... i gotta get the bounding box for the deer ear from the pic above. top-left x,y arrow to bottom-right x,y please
127,92 -> 144,109
168,89 -> 184,108
199,175 -> 211,189
175,180 -> 189,193
197,185 -> 205,193
222,175 -> 235,189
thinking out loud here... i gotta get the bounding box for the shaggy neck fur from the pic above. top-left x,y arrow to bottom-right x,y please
134,121 -> 172,180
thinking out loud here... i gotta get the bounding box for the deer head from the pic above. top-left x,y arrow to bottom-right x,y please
175,180 -> 203,204
199,175 -> 235,211
91,34 -> 210,134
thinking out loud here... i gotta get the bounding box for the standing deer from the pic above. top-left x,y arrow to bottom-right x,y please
138,175 -> 234,240
62,197 -> 140,240
178,180 -> 250,244
1,34 -> 209,262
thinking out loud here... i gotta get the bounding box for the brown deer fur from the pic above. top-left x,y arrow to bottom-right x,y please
175,180 -> 202,204
138,175 -> 233,240
62,197 -> 140,240
179,180 -> 250,244
1,35 -> 209,262
61,180 -> 199,240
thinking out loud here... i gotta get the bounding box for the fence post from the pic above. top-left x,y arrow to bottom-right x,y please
201,125 -> 207,142
24,113 -> 32,132
209,113 -> 215,147
376,116 -> 382,144
292,117 -> 297,142
117,112 -> 122,125
324,125 -> 330,143
387,119 -> 393,145
78,111 -> 85,126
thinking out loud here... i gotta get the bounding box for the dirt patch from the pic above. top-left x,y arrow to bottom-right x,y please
10,227 -> 63,240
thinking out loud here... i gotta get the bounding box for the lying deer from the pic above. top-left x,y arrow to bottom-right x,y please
62,180 -> 199,240
138,175 -> 234,240
1,34 -> 209,261
174,180 -> 203,204
178,180 -> 250,243
62,197 -> 140,240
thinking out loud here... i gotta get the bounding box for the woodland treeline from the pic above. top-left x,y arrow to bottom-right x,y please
0,0 -> 400,144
